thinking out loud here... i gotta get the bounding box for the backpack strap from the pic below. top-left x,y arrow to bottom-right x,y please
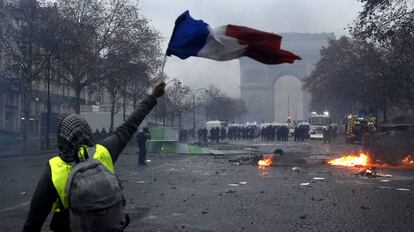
88,146 -> 96,158
74,145 -> 95,163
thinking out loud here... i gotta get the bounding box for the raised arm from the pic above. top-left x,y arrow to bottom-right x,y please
100,82 -> 165,163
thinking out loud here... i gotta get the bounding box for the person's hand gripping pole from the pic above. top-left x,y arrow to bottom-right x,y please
151,81 -> 166,98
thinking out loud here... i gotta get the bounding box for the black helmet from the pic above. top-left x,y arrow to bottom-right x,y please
57,114 -> 94,162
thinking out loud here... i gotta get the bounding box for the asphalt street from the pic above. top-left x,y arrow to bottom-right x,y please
0,138 -> 413,232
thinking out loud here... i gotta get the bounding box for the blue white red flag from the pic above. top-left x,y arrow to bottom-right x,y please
166,11 -> 301,65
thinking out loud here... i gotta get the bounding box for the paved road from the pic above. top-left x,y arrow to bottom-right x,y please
0,138 -> 413,232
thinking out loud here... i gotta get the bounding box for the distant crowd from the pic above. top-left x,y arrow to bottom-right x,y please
261,125 -> 289,141
227,126 -> 256,140
93,125 -> 315,145
179,129 -> 189,142
322,126 -> 338,143
195,125 -> 313,144
293,125 -> 309,142
93,127 -> 109,142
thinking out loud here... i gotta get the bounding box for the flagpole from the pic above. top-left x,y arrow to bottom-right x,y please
159,53 -> 168,79
160,53 -> 168,128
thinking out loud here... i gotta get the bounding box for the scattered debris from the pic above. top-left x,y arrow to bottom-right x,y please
144,215 -> 159,220
228,183 -> 240,187
292,167 -> 301,172
228,154 -> 264,165
225,189 -> 236,194
311,197 -> 324,202
228,151 -> 283,166
317,170 -> 331,174
273,149 -> 284,156
357,168 -> 392,178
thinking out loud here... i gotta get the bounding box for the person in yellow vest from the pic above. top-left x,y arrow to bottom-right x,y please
22,82 -> 165,232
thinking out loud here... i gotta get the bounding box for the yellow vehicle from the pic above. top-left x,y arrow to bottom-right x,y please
345,115 -> 376,143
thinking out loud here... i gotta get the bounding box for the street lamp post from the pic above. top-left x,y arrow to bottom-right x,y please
163,79 -> 181,127
288,95 -> 290,118
46,57 -> 51,149
192,88 -> 208,138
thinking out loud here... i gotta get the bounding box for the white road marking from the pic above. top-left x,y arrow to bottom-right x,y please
0,201 -> 30,213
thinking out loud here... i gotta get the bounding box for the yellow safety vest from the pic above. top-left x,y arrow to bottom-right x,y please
49,144 -> 114,212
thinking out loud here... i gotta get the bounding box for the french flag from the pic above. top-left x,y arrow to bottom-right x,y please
166,11 -> 301,65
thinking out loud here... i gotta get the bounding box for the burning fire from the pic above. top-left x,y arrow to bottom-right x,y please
402,155 -> 414,166
328,152 -> 370,167
258,156 -> 273,167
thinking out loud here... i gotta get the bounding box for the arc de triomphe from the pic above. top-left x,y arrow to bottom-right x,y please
240,33 -> 335,123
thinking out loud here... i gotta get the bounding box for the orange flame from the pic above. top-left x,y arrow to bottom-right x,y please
402,155 -> 414,166
258,156 -> 273,167
328,153 -> 370,167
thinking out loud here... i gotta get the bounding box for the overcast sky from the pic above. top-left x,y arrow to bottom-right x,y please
139,0 -> 362,97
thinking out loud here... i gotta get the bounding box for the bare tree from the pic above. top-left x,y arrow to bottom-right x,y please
202,84 -> 247,122
165,81 -> 191,128
53,0 -> 162,113
334,0 -> 414,120
102,55 -> 150,131
352,0 -> 413,46
101,67 -> 123,132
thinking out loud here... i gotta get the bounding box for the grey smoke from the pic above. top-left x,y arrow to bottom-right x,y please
140,0 -> 362,97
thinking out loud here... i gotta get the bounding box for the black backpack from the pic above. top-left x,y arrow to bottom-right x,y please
65,147 -> 129,232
